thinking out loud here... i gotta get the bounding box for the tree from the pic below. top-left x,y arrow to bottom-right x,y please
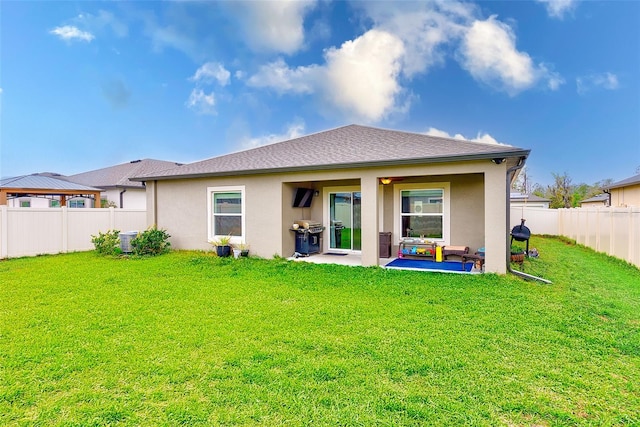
512,166 -> 533,194
531,173 -> 614,208
547,172 -> 573,208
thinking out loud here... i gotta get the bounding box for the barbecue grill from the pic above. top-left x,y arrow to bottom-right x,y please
291,220 -> 325,256
510,219 -> 531,255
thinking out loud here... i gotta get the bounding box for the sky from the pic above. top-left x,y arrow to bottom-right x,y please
1,0 -> 639,187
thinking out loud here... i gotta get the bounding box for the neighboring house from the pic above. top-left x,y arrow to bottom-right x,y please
510,192 -> 550,209
0,174 -> 102,208
67,159 -> 182,208
134,125 -> 530,274
580,194 -> 610,208
603,174 -> 640,207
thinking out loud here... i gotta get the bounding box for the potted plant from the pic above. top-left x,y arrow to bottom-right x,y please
510,244 -> 525,263
210,235 -> 232,257
239,243 -> 249,257
232,246 -> 242,259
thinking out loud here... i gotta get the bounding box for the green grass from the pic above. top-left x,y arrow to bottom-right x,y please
1,236 -> 639,426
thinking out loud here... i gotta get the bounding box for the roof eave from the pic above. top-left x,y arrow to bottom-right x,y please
131,150 -> 531,182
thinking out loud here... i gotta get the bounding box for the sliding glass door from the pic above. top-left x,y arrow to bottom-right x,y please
329,191 -> 361,251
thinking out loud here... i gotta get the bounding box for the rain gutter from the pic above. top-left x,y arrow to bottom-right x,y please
506,158 -> 552,284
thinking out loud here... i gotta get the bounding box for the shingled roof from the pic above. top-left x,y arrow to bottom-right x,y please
134,124 -> 530,181
604,174 -> 640,190
68,159 -> 183,189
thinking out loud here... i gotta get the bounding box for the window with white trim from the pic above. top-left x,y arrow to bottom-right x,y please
401,189 -> 444,238
208,186 -> 245,243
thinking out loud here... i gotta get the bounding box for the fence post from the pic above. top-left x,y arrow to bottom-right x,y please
595,208 -> 600,252
61,206 -> 68,254
628,207 -> 634,264
1,205 -> 7,259
109,206 -> 115,230
609,207 -> 615,257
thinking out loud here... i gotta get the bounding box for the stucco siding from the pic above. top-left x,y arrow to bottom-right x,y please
149,159 -> 510,272
450,174 -> 485,252
610,184 -> 640,207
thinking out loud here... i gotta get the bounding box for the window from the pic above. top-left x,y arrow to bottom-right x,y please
50,199 -> 60,208
19,199 -> 31,208
401,189 -> 444,238
208,186 -> 245,243
395,183 -> 450,243
69,199 -> 85,208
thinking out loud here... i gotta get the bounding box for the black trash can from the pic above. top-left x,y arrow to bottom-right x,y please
379,232 -> 392,258
331,220 -> 344,248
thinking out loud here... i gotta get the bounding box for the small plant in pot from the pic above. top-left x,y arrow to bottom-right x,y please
210,234 -> 232,257
239,243 -> 250,257
510,244 -> 525,263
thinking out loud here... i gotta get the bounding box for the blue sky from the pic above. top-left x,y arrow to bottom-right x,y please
1,0 -> 639,186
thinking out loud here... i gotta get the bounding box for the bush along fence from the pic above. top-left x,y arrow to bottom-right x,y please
511,206 -> 640,269
91,226 -> 170,257
0,206 -> 147,259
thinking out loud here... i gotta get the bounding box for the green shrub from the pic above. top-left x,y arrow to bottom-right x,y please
91,230 -> 122,256
131,226 -> 171,256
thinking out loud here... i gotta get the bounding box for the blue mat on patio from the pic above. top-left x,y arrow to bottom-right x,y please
385,258 -> 473,272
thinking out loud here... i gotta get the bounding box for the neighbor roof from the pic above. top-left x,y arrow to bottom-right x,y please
134,124 -> 530,181
68,159 -> 183,189
603,174 -> 640,190
1,174 -> 101,192
510,193 -> 550,202
581,194 -> 609,204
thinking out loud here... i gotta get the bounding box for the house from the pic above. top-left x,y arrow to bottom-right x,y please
603,174 -> 640,207
133,125 -> 530,274
0,174 -> 102,208
510,192 -> 550,209
67,159 -> 182,209
580,193 -> 610,208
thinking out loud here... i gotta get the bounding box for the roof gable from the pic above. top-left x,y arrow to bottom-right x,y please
136,124 -> 529,180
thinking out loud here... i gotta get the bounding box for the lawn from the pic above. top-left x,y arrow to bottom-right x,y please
1,236 -> 638,426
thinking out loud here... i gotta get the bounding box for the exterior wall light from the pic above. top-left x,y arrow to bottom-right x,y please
380,178 -> 392,185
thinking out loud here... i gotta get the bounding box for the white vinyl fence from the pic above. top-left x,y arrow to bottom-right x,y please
0,206 -> 147,259
511,206 -> 640,268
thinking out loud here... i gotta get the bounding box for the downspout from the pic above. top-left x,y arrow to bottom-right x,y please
506,158 -> 552,284
119,189 -> 127,208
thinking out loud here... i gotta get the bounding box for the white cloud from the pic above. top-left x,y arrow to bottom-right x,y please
247,29 -> 406,123
425,127 -> 508,145
247,59 -> 319,94
50,25 -> 95,42
576,72 -> 620,94
191,62 -> 231,86
186,89 -> 216,115
322,30 -> 405,122
536,0 -> 577,19
244,2 -> 564,123
234,0 -> 317,54
240,121 -> 306,150
458,16 -> 562,95
359,2 -> 473,77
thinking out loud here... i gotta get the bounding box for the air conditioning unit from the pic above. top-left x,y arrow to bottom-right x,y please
413,201 -> 423,213
119,231 -> 139,253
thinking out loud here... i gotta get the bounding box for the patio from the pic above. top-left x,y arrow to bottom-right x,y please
290,252 -> 481,274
